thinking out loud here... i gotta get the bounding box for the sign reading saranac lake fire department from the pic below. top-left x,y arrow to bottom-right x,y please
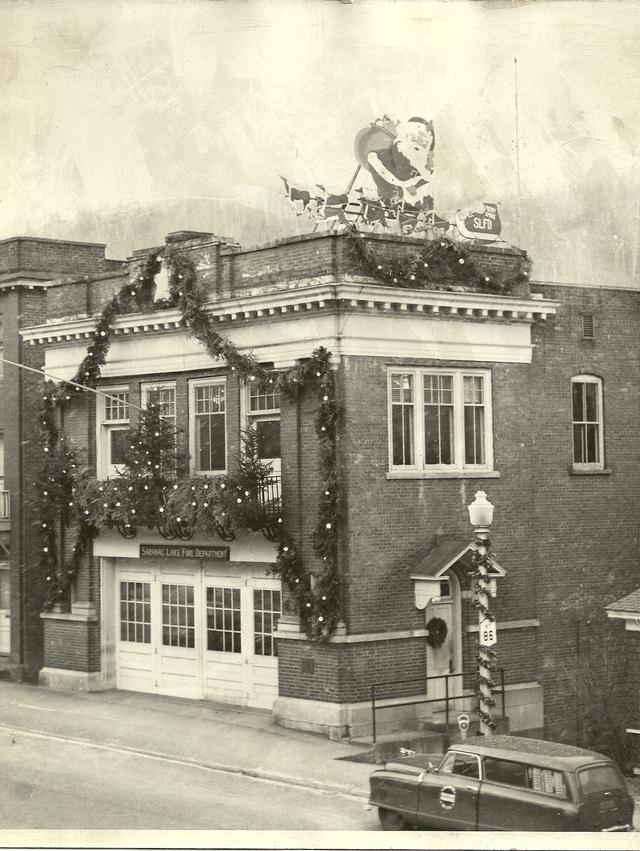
139,544 -> 230,561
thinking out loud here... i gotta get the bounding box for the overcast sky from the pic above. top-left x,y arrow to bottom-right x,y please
2,0 -> 640,285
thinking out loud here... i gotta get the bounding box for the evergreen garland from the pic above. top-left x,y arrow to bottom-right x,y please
37,248 -> 342,638
470,543 -> 498,730
346,228 -> 530,296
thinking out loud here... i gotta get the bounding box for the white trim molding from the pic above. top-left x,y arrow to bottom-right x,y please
23,282 -> 559,379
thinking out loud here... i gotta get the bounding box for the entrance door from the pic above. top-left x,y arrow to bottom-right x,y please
426,573 -> 460,703
0,564 -> 10,655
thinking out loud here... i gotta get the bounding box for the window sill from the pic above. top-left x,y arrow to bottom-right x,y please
569,467 -> 611,476
386,470 -> 501,480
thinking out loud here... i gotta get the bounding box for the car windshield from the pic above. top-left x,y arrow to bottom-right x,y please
578,765 -> 623,796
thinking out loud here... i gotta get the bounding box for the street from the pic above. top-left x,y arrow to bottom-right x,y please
0,728 -> 378,830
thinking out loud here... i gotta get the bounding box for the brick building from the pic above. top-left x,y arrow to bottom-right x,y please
0,237 -> 124,677
12,228 -> 640,755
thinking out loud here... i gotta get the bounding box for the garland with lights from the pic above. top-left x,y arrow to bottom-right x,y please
347,228 -> 530,295
470,542 -> 498,730
37,249 -> 342,638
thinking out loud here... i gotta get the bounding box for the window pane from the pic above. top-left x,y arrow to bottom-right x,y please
585,383 -> 598,422
206,585 -> 241,653
392,403 -> 414,465
439,406 -> 453,464
573,424 -> 585,463
255,420 -> 281,459
161,584 -> 195,648
253,589 -> 281,656
196,411 -> 225,472
464,405 -> 485,465
105,393 -> 130,421
586,423 -> 599,463
110,430 -> 130,467
572,381 -> 584,422
119,581 -> 151,643
424,403 -> 453,465
249,382 -> 280,412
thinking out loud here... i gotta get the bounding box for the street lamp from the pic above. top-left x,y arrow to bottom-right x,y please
468,490 -> 496,736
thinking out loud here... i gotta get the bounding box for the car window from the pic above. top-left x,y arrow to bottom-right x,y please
527,766 -> 568,798
484,757 -> 528,788
578,765 -> 623,796
440,752 -> 480,779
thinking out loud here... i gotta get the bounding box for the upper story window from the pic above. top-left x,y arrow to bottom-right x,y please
143,382 -> 176,427
388,369 -> 493,473
572,375 -> 603,469
99,389 -> 130,478
189,378 -> 226,475
247,380 -> 281,472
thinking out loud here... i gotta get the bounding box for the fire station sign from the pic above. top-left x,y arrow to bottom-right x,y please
139,543 -> 230,561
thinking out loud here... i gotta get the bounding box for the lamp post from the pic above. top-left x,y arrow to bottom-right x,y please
467,490 -> 496,736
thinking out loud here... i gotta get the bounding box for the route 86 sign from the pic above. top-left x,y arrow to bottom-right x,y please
479,618 -> 497,647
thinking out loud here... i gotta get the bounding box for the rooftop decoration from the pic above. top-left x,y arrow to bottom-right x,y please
279,114 -> 504,244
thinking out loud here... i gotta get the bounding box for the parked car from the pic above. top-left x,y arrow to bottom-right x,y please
369,735 -> 635,831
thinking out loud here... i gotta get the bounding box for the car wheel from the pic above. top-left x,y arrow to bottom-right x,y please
378,807 -> 412,830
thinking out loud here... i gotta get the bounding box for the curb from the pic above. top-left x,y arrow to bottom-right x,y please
0,724 -> 370,802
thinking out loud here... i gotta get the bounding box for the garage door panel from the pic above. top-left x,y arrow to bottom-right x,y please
115,560 -> 280,708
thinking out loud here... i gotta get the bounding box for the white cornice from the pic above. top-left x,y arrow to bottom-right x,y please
21,281 -> 559,345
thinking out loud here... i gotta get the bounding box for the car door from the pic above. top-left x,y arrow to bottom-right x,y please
478,758 -> 575,830
417,751 -> 481,830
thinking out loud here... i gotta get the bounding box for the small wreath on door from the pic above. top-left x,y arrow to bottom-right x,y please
426,616 -> 448,649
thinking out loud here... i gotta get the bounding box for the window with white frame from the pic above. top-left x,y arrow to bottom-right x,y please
143,382 -> 176,427
388,369 -> 493,472
99,388 -> 130,478
572,375 -> 604,468
189,379 -> 226,474
247,379 -> 281,472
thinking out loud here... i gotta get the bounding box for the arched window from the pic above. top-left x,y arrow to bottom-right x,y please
571,375 -> 604,468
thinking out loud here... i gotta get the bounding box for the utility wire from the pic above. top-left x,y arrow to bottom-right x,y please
1,356 -> 184,434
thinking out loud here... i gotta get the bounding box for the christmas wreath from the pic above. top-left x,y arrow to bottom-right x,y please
426,616 -> 448,649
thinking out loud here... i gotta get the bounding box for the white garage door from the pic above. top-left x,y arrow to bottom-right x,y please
115,559 -> 281,708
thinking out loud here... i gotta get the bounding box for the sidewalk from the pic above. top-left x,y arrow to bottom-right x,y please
0,681 -> 373,799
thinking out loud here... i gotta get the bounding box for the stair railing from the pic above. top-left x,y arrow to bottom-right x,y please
370,669 -> 506,745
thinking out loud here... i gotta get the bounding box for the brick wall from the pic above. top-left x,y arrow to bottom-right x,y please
0,237 -> 108,276
61,232 -> 528,311
277,636 -> 426,703
41,616 -> 100,671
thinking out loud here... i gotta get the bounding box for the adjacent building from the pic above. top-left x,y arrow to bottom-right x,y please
0,237 -> 124,677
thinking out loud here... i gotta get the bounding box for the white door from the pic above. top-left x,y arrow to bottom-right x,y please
0,565 -> 10,655
426,574 -> 460,704
202,571 -> 281,709
116,561 -> 280,707
116,562 -> 203,699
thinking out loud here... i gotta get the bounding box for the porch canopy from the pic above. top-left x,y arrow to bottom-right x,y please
411,535 -> 505,610
605,588 -> 640,632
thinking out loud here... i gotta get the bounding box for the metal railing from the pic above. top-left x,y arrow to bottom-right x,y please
370,669 -> 506,744
259,475 -> 282,520
0,491 -> 9,520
